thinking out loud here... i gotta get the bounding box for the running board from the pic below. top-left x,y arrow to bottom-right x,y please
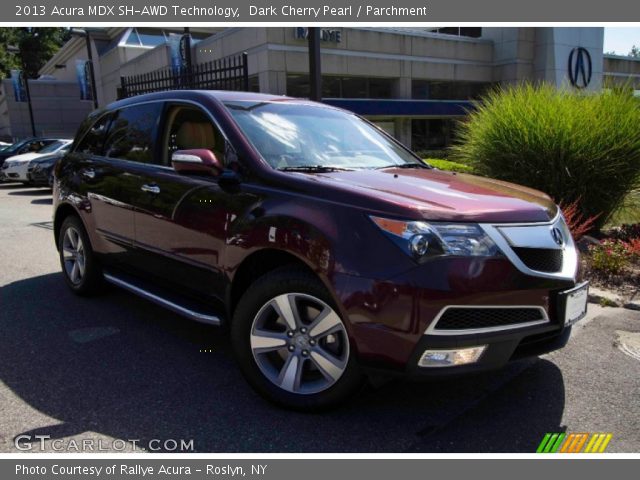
104,272 -> 223,326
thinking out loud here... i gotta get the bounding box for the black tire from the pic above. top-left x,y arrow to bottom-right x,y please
58,215 -> 104,296
231,267 -> 365,411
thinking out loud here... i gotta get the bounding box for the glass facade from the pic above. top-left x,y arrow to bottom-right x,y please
287,75 -> 394,99
412,80 -> 493,100
411,119 -> 458,152
123,28 -> 209,47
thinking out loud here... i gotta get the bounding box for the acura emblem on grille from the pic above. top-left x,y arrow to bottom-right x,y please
551,227 -> 564,246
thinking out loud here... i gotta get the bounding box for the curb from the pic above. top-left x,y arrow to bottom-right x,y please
588,292 -> 640,311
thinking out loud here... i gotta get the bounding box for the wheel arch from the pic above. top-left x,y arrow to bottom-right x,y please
53,202 -> 84,250
227,248 -> 327,318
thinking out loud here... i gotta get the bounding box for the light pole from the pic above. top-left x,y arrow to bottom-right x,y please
7,45 -> 36,137
70,28 -> 99,109
308,27 -> 322,101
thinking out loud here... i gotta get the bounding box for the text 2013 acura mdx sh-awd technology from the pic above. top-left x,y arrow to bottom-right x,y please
53,91 -> 588,410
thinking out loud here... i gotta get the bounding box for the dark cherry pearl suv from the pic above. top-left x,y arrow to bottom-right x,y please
53,90 -> 588,410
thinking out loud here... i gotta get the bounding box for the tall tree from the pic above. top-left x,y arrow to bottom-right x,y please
0,28 -> 70,79
630,45 -> 640,58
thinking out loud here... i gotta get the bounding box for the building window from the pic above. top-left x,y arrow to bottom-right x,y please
411,119 -> 457,152
412,80 -> 492,100
287,75 -> 394,99
428,27 -> 482,38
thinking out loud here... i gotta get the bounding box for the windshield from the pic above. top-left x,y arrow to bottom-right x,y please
5,139 -> 31,153
38,141 -> 68,154
225,101 -> 424,171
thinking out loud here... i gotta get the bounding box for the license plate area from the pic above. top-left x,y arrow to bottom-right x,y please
558,282 -> 589,327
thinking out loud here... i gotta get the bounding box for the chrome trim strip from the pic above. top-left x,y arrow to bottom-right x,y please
424,305 -> 550,336
104,273 -> 222,326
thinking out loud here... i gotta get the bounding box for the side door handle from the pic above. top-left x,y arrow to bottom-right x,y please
81,168 -> 96,179
141,184 -> 160,194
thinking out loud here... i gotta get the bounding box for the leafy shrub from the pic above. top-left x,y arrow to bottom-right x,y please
451,84 -> 640,229
425,158 -> 476,174
607,223 -> 640,241
559,199 -> 600,240
589,239 -> 630,275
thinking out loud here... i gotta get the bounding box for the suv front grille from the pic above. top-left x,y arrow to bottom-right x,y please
435,307 -> 546,331
512,247 -> 563,273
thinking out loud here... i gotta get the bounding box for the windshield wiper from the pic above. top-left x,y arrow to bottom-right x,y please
375,162 -> 431,170
277,165 -> 355,173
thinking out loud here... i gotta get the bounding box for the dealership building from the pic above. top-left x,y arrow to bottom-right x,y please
1,26 -> 638,150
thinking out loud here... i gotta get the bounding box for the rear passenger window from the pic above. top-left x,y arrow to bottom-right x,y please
76,114 -> 112,155
103,103 -> 162,163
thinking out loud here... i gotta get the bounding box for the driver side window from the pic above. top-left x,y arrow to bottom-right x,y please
161,105 -> 226,167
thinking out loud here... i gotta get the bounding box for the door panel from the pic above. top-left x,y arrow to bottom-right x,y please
132,169 -> 229,298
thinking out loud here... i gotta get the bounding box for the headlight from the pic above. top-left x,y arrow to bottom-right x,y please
370,216 -> 501,259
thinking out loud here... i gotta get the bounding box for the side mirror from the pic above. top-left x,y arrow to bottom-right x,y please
171,149 -> 223,176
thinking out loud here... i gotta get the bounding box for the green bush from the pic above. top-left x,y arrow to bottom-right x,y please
588,239 -> 630,276
451,84 -> 640,228
424,158 -> 476,174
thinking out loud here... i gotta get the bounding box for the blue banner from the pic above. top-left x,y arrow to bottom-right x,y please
75,59 -> 93,101
10,69 -> 26,102
168,33 -> 191,76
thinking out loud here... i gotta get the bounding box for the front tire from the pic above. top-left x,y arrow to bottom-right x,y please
58,215 -> 103,295
231,267 -> 364,411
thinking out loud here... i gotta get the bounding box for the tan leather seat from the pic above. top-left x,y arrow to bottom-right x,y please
175,121 -> 216,150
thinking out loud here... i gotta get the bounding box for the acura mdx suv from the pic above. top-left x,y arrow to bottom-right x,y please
54,91 -> 588,410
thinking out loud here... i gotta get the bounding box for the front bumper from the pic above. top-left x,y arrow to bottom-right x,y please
332,214 -> 582,376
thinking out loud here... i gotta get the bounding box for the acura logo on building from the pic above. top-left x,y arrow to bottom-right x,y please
568,47 -> 592,89
551,227 -> 565,247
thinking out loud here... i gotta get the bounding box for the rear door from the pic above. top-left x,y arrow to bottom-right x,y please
73,102 -> 162,266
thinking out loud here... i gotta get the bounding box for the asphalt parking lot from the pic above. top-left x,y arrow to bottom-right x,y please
0,182 -> 639,453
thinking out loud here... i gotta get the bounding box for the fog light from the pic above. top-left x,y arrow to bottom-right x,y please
418,345 -> 487,368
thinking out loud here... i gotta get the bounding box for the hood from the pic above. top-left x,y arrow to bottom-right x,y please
4,152 -> 42,163
303,167 -> 557,223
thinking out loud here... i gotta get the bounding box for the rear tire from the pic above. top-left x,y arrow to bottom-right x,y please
231,267 -> 364,411
58,215 -> 103,296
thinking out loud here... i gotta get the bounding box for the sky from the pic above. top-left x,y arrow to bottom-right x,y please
604,27 -> 640,55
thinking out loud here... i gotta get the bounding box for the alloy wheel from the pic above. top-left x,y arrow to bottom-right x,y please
62,227 -> 86,285
250,293 -> 349,395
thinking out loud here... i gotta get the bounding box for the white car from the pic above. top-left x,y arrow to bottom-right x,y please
1,140 -> 72,184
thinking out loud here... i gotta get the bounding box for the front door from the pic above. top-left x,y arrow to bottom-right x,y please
132,103 -> 252,302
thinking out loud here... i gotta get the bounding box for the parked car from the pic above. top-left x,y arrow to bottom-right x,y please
53,91 -> 588,410
0,137 -> 60,169
1,140 -> 72,184
27,147 -> 71,188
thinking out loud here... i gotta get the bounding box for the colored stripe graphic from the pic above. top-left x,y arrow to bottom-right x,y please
598,434 -> 613,453
573,433 -> 589,453
536,433 -> 552,453
537,433 -> 612,453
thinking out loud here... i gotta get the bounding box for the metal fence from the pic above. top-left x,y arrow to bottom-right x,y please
118,52 -> 249,99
